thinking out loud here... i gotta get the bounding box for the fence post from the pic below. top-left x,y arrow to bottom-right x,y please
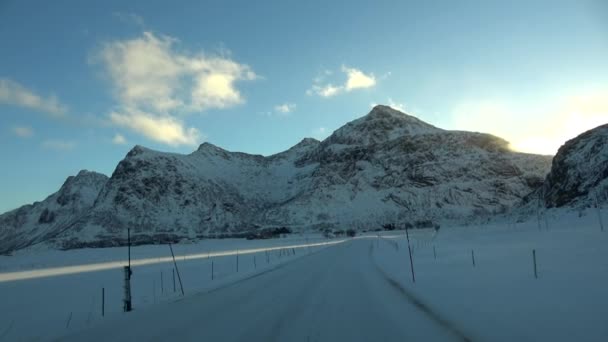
405,227 -> 416,283
123,227 -> 132,312
169,244 -> 185,296
471,249 -> 476,267
533,249 -> 538,279
101,288 -> 105,317
65,312 -> 73,329
123,266 -> 132,312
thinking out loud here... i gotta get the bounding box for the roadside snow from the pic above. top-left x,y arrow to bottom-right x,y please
0,234 -> 342,341
373,209 -> 608,342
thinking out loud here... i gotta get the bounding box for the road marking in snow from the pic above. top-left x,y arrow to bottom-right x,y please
0,240 -> 347,283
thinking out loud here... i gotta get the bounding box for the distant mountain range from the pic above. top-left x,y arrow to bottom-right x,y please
1,105 -> 605,253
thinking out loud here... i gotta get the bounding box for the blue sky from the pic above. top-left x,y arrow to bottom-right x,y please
1,0 -> 607,213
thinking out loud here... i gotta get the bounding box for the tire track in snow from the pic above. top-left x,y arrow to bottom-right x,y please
369,243 -> 474,342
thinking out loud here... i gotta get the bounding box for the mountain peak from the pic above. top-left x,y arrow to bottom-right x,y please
197,142 -> 223,152
366,105 -> 433,126
195,142 -> 234,156
326,105 -> 442,146
367,104 -> 408,117
296,137 -> 320,147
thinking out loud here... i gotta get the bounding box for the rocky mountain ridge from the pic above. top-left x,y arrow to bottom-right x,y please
1,105 -> 556,252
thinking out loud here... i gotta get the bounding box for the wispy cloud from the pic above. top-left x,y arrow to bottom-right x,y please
41,140 -> 76,151
311,126 -> 328,139
94,31 -> 256,146
112,133 -> 127,145
112,12 -> 145,28
109,109 -> 201,146
274,103 -> 296,114
0,78 -> 68,117
308,65 -> 376,98
11,125 -> 34,138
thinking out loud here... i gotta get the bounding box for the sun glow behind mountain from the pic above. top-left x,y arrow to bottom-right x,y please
451,91 -> 608,156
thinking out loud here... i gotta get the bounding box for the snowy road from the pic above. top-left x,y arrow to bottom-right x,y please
58,239 -> 469,342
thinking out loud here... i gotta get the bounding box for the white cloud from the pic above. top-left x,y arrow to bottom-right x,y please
307,66 -> 376,98
42,140 -> 76,151
274,103 -> 296,114
342,65 -> 376,91
387,98 -> 406,112
309,84 -> 343,98
0,78 -> 68,117
112,133 -> 127,145
109,109 -> 201,146
451,90 -> 608,155
311,126 -> 328,139
95,31 -> 256,146
12,125 -> 34,138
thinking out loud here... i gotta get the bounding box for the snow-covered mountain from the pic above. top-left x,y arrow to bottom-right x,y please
539,123 -> 608,208
0,105 -> 553,252
0,171 -> 108,253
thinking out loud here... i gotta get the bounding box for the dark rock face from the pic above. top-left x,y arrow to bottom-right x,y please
0,105 -> 553,252
542,124 -> 608,208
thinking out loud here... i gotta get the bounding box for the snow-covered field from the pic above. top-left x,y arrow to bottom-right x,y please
1,208 -> 606,341
0,234 -> 343,341
374,209 -> 608,341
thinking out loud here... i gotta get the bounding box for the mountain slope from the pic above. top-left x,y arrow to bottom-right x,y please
0,105 -> 552,252
0,171 -> 108,253
540,124 -> 608,208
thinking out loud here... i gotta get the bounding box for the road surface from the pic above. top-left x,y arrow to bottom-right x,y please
58,239 -> 469,342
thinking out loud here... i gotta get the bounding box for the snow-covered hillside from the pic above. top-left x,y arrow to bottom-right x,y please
0,105 -> 553,253
0,171 -> 108,253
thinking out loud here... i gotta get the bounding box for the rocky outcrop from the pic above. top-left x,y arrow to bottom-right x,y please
541,124 -> 608,208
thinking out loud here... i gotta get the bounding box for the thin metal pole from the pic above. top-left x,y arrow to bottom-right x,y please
596,192 -> 604,232
471,249 -> 476,267
537,192 -> 542,231
533,249 -> 538,279
169,244 -> 185,296
128,228 -> 131,269
101,288 -> 105,317
405,227 -> 416,283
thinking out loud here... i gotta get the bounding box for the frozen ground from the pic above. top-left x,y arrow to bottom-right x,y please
1,208 -> 607,341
